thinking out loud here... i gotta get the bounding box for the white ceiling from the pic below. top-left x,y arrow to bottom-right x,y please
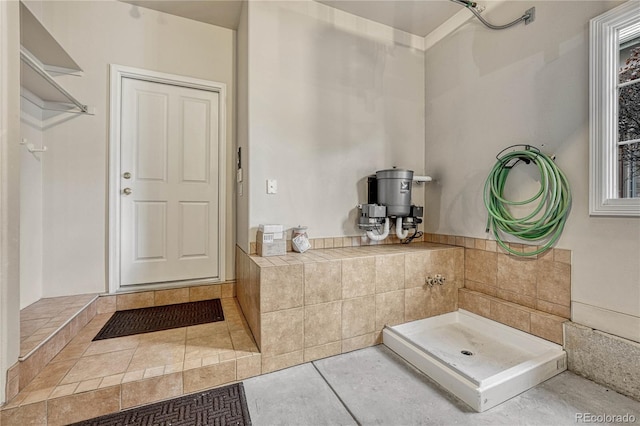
316,1 -> 461,37
120,0 -> 463,37
121,1 -> 244,30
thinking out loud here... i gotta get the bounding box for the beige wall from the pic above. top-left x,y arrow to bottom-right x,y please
19,100 -> 43,308
236,2 -> 250,253
242,1 -> 426,246
0,0 -> 22,403
23,0 -> 236,296
424,1 -> 640,342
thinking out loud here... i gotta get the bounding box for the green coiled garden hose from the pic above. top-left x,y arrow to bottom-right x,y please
484,149 -> 571,257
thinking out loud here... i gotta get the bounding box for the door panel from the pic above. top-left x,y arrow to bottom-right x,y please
120,78 -> 220,286
179,202 -> 209,258
134,201 -> 167,260
181,98 -> 210,183
135,91 -> 168,182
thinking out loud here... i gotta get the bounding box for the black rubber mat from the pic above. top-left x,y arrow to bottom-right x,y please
71,382 -> 251,426
93,299 -> 224,341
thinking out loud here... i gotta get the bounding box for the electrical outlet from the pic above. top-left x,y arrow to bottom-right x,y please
267,179 -> 277,194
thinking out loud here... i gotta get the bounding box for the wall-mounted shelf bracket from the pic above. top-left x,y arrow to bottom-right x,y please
19,2 -> 93,116
20,48 -> 93,115
20,139 -> 47,153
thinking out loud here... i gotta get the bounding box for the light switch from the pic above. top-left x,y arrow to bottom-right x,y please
267,179 -> 277,194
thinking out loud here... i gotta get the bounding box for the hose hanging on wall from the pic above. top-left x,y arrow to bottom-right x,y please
484,145 -> 571,257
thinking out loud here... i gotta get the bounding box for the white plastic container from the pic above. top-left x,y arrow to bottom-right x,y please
291,226 -> 311,253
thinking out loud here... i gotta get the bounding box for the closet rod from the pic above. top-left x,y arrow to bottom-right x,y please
20,48 -> 89,114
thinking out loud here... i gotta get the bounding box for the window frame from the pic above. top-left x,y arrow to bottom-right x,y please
589,0 -> 640,216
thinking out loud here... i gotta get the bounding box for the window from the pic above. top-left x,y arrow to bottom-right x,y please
619,30 -> 640,198
589,1 -> 640,216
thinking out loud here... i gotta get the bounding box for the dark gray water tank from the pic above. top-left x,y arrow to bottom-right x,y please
376,169 -> 413,217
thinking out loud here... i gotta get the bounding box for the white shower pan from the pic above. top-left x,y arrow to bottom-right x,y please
383,309 -> 566,412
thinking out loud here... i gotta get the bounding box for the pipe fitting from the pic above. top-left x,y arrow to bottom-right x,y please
395,217 -> 409,240
366,217 -> 390,241
424,276 -> 435,287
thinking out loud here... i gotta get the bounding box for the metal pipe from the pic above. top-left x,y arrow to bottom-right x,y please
467,6 -> 530,30
450,0 -> 535,31
450,0 -> 477,9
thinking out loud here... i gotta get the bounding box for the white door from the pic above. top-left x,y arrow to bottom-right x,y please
119,77 -> 220,286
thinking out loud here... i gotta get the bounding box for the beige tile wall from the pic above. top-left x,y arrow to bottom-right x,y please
102,282 -> 237,314
458,289 -> 566,344
249,233 -> 570,316
422,232 -> 571,346
236,243 -> 464,374
454,239 -> 571,319
243,232 -> 571,351
248,233 -> 425,255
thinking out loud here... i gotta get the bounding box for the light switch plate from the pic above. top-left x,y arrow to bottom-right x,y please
267,179 -> 277,194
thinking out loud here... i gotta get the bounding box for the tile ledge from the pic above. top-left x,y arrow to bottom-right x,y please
18,295 -> 100,362
460,289 -> 568,321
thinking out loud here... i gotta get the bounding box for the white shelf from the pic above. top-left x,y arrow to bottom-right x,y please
19,2 -> 92,115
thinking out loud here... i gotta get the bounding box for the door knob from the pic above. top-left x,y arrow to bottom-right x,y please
123,188 -> 132,195
123,172 -> 132,179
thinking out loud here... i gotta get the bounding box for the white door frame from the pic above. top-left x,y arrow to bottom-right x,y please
108,65 -> 226,293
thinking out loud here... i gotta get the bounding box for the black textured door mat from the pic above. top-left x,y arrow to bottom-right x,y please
71,382 -> 251,426
93,299 -> 224,341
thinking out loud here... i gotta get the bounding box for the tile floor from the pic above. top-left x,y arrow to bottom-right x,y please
8,293 -> 640,425
20,294 -> 98,357
4,297 -> 259,419
244,345 -> 640,425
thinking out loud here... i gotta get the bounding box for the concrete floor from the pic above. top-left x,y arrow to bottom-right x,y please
244,345 -> 640,425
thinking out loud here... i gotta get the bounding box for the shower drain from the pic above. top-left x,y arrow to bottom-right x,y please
461,350 -> 474,356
